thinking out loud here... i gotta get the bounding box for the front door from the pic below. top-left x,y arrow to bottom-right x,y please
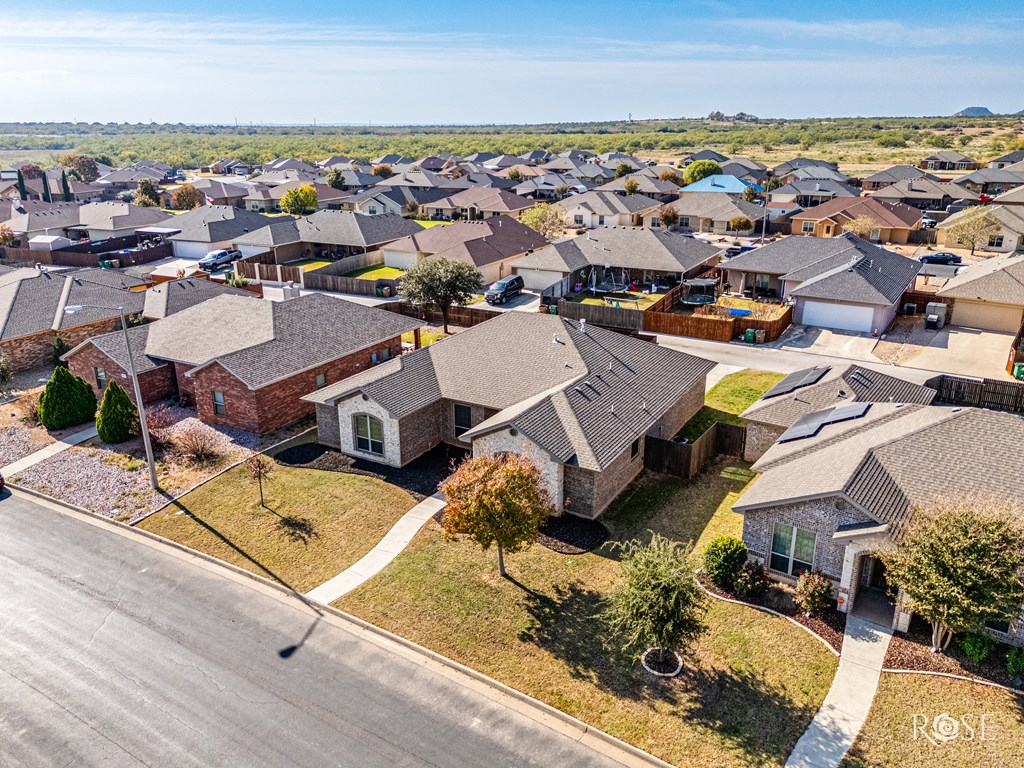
867,557 -> 888,591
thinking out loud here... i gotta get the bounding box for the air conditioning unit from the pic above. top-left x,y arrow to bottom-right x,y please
902,302 -> 917,316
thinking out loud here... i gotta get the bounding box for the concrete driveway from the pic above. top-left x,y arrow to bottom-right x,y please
469,290 -> 541,313
901,325 -> 1014,379
766,325 -> 880,362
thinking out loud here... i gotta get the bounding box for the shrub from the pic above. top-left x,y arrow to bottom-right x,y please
794,571 -> 834,614
1007,646 -> 1024,679
960,633 -> 992,664
702,535 -> 748,588
52,334 -> 71,367
38,366 -> 96,430
21,395 -> 40,426
172,426 -> 223,464
0,352 -> 12,389
732,561 -> 769,598
144,404 -> 176,446
96,380 -> 137,443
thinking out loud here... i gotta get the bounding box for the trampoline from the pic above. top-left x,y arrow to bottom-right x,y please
679,277 -> 719,307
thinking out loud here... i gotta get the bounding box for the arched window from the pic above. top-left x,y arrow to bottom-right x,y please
353,414 -> 384,455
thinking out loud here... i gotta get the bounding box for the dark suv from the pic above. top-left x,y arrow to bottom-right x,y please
485,275 -> 525,305
918,252 -> 962,265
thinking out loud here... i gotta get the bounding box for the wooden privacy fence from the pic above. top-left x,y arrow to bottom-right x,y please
641,304 -> 792,343
235,253 -> 305,286
644,422 -> 747,480
556,299 -> 643,332
900,290 -> 952,318
381,301 -> 499,328
303,272 -> 401,296
925,374 -> 1024,413
0,242 -> 171,268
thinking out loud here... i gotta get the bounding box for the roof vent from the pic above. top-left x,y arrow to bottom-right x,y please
610,404 -> 615,414
580,318 -> 587,334
552,334 -> 564,345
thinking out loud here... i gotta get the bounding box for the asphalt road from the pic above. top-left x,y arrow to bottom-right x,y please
0,492 -> 625,768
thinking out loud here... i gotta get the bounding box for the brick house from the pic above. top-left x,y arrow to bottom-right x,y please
0,266 -> 147,373
64,293 -> 420,434
305,312 -> 714,518
734,403 -> 1024,646
786,196 -> 922,244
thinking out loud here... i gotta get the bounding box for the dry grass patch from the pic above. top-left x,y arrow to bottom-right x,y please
139,463 -> 416,593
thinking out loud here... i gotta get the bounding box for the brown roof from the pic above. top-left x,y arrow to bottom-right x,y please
383,215 -> 548,266
789,196 -> 921,229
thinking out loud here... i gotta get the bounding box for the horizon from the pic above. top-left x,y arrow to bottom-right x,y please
6,1 -> 1023,124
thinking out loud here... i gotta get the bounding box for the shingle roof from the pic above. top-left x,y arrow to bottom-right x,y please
863,166 -> 937,184
383,215 -> 547,266
923,151 -> 974,163
660,192 -> 764,223
937,249 -> 1024,304
735,404 -> 1024,536
142,278 -> 257,319
741,364 -> 936,428
556,190 -> 659,217
168,206 -> 278,244
78,202 -> 171,231
770,180 -> 858,197
595,174 -> 680,195
869,177 -> 977,202
952,169 -> 1024,185
306,313 -> 714,470
788,196 -> 922,229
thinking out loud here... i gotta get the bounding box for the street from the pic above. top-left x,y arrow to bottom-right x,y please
0,492 -> 625,768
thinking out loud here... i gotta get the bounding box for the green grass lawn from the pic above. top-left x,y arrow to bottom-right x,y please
343,264 -> 406,280
139,463 -> 416,593
677,369 -> 784,441
842,673 -> 1024,767
402,330 -> 448,347
337,459 -> 837,767
413,220 -> 449,229
565,290 -> 666,310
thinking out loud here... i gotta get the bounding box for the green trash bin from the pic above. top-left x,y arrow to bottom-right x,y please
1014,363 -> 1024,381
744,328 -> 757,344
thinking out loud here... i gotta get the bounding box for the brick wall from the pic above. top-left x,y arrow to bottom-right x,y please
589,442 -> 646,518
397,401 -> 445,465
315,403 -> 341,448
563,466 -> 596,517
1,317 -> 122,373
744,422 -> 785,462
648,379 -> 706,440
173,363 -> 196,401
332,393 -> 403,466
67,342 -> 177,405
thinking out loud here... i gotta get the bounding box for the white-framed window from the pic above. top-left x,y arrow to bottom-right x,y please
679,216 -> 690,229
989,235 -> 1004,248
869,228 -> 881,241
453,403 -> 473,438
316,373 -> 327,389
770,522 -> 816,576
354,414 -> 384,455
651,217 -> 661,228
212,390 -> 225,416
95,367 -> 107,389
598,215 -> 605,225
801,220 -> 815,234
369,205 -> 378,215
573,214 -> 584,226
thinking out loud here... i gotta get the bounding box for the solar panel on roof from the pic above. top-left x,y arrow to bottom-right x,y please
825,402 -> 871,424
777,410 -> 832,442
762,366 -> 832,399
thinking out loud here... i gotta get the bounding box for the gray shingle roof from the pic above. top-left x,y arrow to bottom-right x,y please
142,278 -> 257,319
168,206 -> 278,244
384,216 -> 548,266
557,190 -> 659,217
937,250 -> 1024,305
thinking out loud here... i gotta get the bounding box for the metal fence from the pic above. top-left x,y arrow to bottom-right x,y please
925,374 -> 1024,413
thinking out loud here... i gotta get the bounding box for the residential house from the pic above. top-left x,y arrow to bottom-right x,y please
678,175 -> 762,198
244,180 -> 351,213
990,151 -> 1024,170
372,154 -> 416,166
511,227 -> 721,291
993,186 -> 1024,207
167,206 -> 278,259
868,177 -> 978,210
304,312 -> 715,518
734,403 -> 1024,643
235,211 -> 424,261
643,192 -> 764,235
71,202 -> 172,240
0,266 -> 147,372
788,197 -> 922,244
339,186 -> 449,217
191,178 -> 251,207
141,277 -> 258,320
95,162 -> 171,193
952,169 -> 1024,197
860,166 -> 937,192
768,180 -> 859,209
739,364 -> 937,461
381,215 -> 546,284
556,191 -> 658,229
936,205 -> 1024,257
918,151 -> 977,172
783,167 -> 852,185
719,158 -> 768,184
722,233 -> 920,333
420,188 -> 535,221
935,251 -> 1024,331
518,150 -> 552,165
595,152 -> 644,171
771,158 -> 839,177
680,150 -> 729,166
262,158 -> 317,174
511,174 -> 589,200
64,294 -> 420,435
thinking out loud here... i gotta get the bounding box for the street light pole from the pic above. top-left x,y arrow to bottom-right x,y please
64,304 -> 159,490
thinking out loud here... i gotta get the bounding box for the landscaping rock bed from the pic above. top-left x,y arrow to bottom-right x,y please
538,514 -> 610,555
159,407 -> 259,454
0,425 -> 39,468
884,616 -> 1022,689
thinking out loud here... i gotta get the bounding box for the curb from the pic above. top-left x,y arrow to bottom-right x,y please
880,668 -> 1024,697
698,582 -> 841,656
6,483 -> 676,768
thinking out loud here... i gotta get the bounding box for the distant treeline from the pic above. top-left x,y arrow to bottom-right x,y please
0,116 -> 1019,167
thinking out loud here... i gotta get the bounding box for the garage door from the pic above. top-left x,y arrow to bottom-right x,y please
952,300 -> 1024,333
800,301 -> 875,333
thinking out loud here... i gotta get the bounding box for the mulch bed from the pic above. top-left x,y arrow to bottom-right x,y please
883,615 -> 1023,689
537,514 -> 610,555
701,577 -> 846,653
642,648 -> 681,675
273,442 -> 468,501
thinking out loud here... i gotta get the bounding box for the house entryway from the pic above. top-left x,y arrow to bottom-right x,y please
851,556 -> 895,628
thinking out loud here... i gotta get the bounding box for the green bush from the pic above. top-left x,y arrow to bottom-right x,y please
37,366 -> 96,431
52,334 -> 71,367
960,633 -> 991,664
702,535 -> 748,589
732,561 -> 769,598
794,571 -> 834,614
96,380 -> 137,443
1007,646 -> 1024,679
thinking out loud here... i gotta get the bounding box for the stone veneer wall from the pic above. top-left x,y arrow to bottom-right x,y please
1,317 -> 122,373
744,422 -> 785,463
472,427 -> 565,511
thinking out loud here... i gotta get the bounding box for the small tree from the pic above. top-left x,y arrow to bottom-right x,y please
400,257 -> 482,334
946,206 -> 999,255
18,163 -> 42,180
520,203 -> 569,239
16,170 -> 27,201
245,452 -> 275,507
794,571 -> 834,615
729,216 -> 754,233
763,176 -> 781,192
604,533 -> 705,666
135,178 -> 160,207
657,204 -> 679,229
38,366 -> 97,431
324,167 -> 345,190
506,167 -> 525,183
701,535 -> 747,588
615,163 -> 634,179
52,334 -> 71,367
742,185 -> 758,203
623,179 -> 640,196
842,215 -> 881,239
280,184 -> 318,215
440,453 -> 554,577
658,171 -> 682,186
172,184 -> 202,210
881,498 -> 1024,653
41,172 -> 53,203
371,163 -> 393,178
0,223 -> 18,246
683,159 -> 722,185
96,380 -> 137,444
58,154 -> 100,182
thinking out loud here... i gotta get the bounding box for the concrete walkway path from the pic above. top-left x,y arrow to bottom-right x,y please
785,615 -> 892,768
305,492 -> 446,605
1,425 -> 98,477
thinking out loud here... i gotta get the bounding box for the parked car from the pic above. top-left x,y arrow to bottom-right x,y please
920,216 -> 937,228
919,251 -> 962,265
724,245 -> 758,258
198,249 -> 241,270
484,275 -> 525,305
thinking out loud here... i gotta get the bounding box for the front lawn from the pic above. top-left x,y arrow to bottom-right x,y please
842,674 -> 1024,767
337,460 -> 838,767
563,290 -> 666,310
139,462 -> 417,593
343,264 -> 406,280
677,369 -> 784,441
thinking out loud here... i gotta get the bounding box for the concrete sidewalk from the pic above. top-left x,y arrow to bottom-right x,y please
1,425 -> 98,477
785,615 -> 892,768
305,492 -> 446,604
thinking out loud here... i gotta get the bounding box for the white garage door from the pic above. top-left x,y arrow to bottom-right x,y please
952,301 -> 1024,333
800,301 -> 875,333
517,269 -> 566,291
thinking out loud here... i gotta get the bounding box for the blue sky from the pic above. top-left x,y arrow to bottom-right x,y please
7,0 -> 1023,124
